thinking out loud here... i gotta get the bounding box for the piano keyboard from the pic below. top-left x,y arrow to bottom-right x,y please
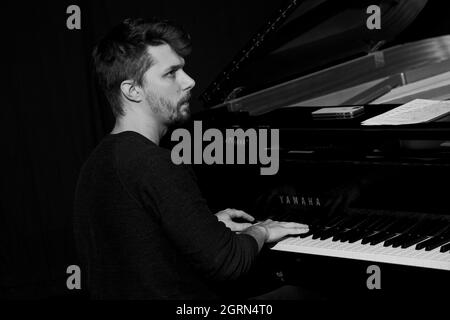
271,214 -> 450,271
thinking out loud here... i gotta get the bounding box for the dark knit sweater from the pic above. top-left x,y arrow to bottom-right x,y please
73,131 -> 258,299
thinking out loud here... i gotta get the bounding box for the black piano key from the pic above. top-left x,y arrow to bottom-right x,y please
359,231 -> 380,244
320,215 -> 360,240
332,229 -> 354,242
377,218 -> 417,246
401,235 -> 430,249
370,215 -> 396,229
311,215 -> 346,239
425,230 -> 450,251
416,226 -> 450,250
419,219 -> 448,235
369,232 -> 399,246
311,227 -> 328,239
427,222 -> 450,237
331,232 -> 345,242
389,235 -> 409,247
324,215 -> 347,228
425,236 -> 450,251
367,218 -> 411,245
347,234 -> 364,243
362,231 -> 384,245
338,228 -> 364,242
318,228 -> 340,241
416,237 -> 438,250
389,235 -> 409,248
340,216 -> 379,243
382,234 -> 405,247
355,231 -> 378,244
311,232 -> 324,240
341,215 -> 381,243
414,223 -> 448,250
388,220 -> 428,248
360,216 -> 397,244
309,222 -> 324,239
313,215 -> 351,240
332,215 -> 368,242
399,219 -> 448,248
341,218 -> 374,242
346,216 -> 382,242
440,242 -> 450,253
385,229 -> 414,247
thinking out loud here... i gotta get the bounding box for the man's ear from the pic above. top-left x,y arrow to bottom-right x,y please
120,80 -> 142,103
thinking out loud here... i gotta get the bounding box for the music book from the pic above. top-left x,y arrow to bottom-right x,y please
371,70 -> 450,104
361,99 -> 450,125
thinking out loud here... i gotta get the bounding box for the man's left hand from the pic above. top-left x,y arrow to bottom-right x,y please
215,208 -> 255,232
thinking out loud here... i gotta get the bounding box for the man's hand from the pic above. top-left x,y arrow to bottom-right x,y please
253,219 -> 309,243
215,208 -> 255,232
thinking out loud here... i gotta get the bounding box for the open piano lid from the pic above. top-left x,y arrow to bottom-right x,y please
200,0 -> 450,115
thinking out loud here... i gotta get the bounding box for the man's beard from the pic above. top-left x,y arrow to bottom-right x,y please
146,91 -> 191,126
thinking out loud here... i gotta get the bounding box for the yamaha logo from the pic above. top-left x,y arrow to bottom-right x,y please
278,195 -> 321,207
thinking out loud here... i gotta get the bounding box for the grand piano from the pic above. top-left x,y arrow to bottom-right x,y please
187,0 -> 450,300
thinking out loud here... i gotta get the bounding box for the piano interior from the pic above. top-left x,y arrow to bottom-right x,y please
186,0 -> 450,300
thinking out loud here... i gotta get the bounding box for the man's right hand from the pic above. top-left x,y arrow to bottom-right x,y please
255,219 -> 309,243
242,219 -> 309,251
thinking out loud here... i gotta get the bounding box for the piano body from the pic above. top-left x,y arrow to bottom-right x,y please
191,0 -> 450,299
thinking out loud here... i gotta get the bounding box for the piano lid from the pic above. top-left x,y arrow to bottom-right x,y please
200,0 -> 429,107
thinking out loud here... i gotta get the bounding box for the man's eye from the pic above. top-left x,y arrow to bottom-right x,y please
166,70 -> 176,77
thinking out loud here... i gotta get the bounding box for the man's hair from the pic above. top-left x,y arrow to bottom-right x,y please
92,18 -> 192,117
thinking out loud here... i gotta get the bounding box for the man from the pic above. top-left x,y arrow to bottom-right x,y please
73,17 -> 309,299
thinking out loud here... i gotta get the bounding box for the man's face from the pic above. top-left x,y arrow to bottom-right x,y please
141,44 -> 195,125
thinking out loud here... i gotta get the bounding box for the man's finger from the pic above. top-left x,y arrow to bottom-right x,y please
285,226 -> 310,235
227,209 -> 255,222
280,222 -> 309,229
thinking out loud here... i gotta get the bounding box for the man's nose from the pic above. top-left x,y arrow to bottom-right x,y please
181,71 -> 195,91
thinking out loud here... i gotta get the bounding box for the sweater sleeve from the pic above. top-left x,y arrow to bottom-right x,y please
116,145 -> 259,281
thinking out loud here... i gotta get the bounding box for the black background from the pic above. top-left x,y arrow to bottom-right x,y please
1,0 -> 449,299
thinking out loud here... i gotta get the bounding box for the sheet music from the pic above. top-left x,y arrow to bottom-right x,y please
361,99 -> 450,125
